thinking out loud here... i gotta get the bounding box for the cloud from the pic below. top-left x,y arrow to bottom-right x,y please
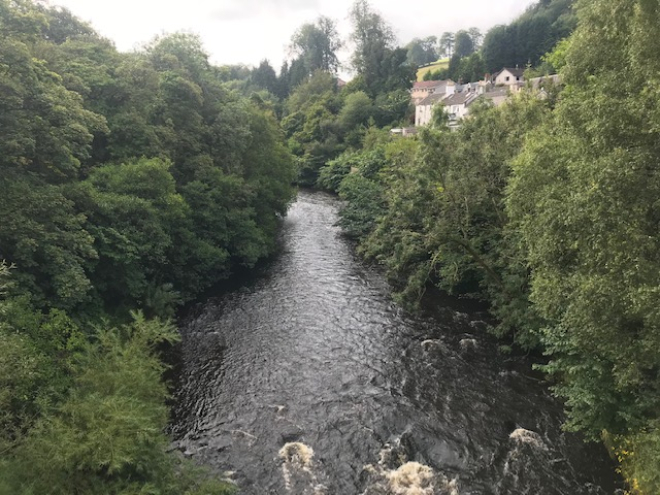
210,0 -> 321,21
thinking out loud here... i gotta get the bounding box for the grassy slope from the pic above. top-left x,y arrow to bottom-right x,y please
416,58 -> 450,81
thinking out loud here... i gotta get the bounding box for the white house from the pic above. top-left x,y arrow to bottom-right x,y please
441,92 -> 480,122
415,89 -> 481,127
415,92 -> 448,126
492,67 -> 525,86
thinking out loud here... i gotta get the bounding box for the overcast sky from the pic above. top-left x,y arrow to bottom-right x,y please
49,0 -> 537,76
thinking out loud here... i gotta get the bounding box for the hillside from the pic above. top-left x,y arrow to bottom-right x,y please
416,58 -> 449,81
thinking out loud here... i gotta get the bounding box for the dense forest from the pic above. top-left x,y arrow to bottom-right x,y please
0,0 -> 294,492
2,0 -> 659,492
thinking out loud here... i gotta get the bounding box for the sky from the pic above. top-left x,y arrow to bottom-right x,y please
48,0 -> 537,76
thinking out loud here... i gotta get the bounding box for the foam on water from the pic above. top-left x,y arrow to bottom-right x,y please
385,462 -> 436,494
509,428 -> 548,451
362,443 -> 459,495
279,442 -> 326,494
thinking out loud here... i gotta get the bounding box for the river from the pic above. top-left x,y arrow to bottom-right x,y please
170,190 -> 620,495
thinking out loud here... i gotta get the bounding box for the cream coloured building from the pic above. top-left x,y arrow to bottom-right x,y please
410,80 -> 455,105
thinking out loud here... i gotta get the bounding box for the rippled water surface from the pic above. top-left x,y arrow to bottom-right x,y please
171,191 -> 619,495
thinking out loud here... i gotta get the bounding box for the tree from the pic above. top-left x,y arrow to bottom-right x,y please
481,25 -> 513,72
291,16 -> 342,75
0,2 -> 292,492
0,37 -> 106,182
406,36 -> 438,66
451,53 -> 485,82
39,6 -> 94,44
350,0 -> 394,76
287,56 -> 309,90
481,0 -> 576,72
0,310 -> 235,495
454,30 -> 475,58
507,0 -> 660,490
146,32 -> 210,83
349,1 -> 414,96
338,90 -> 374,132
468,27 -> 482,49
251,59 -> 278,94
439,32 -> 454,58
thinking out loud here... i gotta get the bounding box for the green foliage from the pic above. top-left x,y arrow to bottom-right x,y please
349,0 -> 415,96
454,30 -> 475,58
283,71 -> 344,185
541,37 -> 571,72
353,97 -> 550,321
75,158 -> 189,313
317,154 -> 354,192
0,292 -> 82,443
481,0 -> 576,72
0,1 -> 292,491
0,36 -> 106,181
405,36 -> 438,66
0,174 -> 97,309
291,16 -> 341,75
293,0 -> 660,490
251,59 -> 278,94
339,90 -> 375,132
438,32 -> 455,59
502,0 -> 660,490
613,425 -> 660,494
509,0 -> 660,429
338,173 -> 386,239
0,1 -> 295,316
0,311 -> 235,495
285,70 -> 337,114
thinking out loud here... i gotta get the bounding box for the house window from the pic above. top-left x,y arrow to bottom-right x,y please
505,76 -> 510,81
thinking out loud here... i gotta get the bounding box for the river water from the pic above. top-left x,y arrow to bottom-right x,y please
171,190 -> 620,495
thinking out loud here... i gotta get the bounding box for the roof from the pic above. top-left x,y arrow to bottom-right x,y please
417,92 -> 449,106
412,79 -> 452,90
479,88 -> 511,106
413,80 -> 443,89
529,74 -> 561,89
482,87 -> 510,99
441,92 -> 479,106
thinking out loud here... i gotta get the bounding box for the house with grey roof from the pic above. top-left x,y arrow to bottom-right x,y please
415,90 -> 481,127
415,92 -> 449,126
441,91 -> 480,123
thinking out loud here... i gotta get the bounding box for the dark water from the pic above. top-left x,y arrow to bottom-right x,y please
171,191 -> 620,495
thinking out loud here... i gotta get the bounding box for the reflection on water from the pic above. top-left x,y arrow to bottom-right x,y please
171,190 -> 620,494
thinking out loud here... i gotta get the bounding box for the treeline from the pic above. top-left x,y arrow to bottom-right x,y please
421,0 -> 575,83
227,0 -> 417,187
0,0 -> 294,492
314,0 -> 660,492
406,29 -> 483,67
481,0 -> 575,72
